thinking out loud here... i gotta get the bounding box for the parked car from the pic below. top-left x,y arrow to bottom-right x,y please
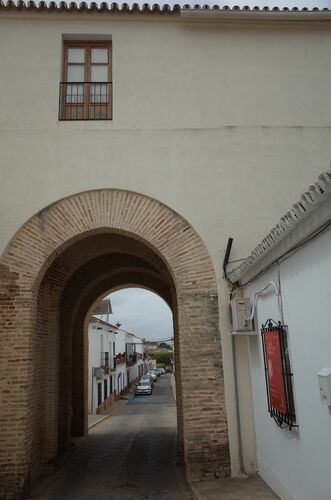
135,380 -> 152,395
150,369 -> 160,377
146,371 -> 157,382
140,375 -> 153,386
154,368 -> 163,376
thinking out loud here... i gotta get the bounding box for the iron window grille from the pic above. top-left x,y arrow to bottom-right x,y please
59,82 -> 112,120
261,319 -> 298,430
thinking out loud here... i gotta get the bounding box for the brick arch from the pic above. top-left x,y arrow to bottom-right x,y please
0,189 -> 229,497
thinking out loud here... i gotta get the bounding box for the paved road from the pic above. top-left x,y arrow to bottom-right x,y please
33,374 -> 192,500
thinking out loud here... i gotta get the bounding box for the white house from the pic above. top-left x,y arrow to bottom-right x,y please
88,316 -> 147,413
88,317 -> 117,414
227,170 -> 331,500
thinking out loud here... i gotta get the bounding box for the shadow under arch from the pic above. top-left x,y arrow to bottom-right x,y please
0,189 -> 229,496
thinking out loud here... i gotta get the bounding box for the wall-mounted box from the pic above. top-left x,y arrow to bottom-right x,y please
317,368 -> 331,406
228,297 -> 254,333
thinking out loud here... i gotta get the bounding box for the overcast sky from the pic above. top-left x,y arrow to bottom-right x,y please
107,288 -> 173,341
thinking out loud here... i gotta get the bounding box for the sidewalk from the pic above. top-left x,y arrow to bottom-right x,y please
88,395 -> 134,429
190,475 -> 279,500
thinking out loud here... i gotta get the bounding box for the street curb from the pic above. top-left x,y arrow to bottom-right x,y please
87,414 -> 110,430
88,398 -> 130,430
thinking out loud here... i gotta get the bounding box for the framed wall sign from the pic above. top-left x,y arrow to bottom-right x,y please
261,320 -> 297,429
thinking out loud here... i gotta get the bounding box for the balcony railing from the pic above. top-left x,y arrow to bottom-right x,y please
110,356 -> 116,371
59,82 -> 112,121
100,352 -> 117,373
101,352 -> 109,367
116,353 -> 126,365
126,352 -> 137,366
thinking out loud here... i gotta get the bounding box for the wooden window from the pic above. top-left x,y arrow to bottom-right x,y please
59,41 -> 112,120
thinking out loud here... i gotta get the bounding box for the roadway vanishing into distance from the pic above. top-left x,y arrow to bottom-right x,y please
32,374 -> 192,500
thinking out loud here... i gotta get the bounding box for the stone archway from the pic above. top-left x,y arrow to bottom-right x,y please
0,189 -> 229,497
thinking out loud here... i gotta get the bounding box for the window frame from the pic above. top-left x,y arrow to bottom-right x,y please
60,40 -> 113,121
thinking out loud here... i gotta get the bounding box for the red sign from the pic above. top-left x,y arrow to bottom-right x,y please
264,330 -> 287,414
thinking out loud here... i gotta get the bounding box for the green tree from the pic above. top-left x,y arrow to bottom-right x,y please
151,352 -> 172,365
158,342 -> 171,349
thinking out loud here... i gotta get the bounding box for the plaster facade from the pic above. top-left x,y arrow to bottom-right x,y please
243,224 -> 331,500
0,5 -> 331,498
88,319 -> 116,414
88,317 -> 145,414
1,12 -> 331,265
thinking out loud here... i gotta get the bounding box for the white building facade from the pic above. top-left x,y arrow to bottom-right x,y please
88,317 -> 117,414
88,317 -> 147,414
228,170 -> 331,500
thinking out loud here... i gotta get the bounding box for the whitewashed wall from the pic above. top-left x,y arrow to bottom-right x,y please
115,365 -> 127,393
244,227 -> 331,500
128,334 -> 145,382
88,322 -> 116,413
115,330 -> 126,355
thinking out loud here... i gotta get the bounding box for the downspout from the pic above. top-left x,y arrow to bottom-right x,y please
231,336 -> 245,475
223,238 -> 245,475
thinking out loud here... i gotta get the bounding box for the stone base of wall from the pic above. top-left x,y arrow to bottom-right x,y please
96,392 -> 116,414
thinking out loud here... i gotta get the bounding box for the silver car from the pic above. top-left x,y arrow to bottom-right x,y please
146,371 -> 157,382
135,380 -> 152,395
141,375 -> 153,386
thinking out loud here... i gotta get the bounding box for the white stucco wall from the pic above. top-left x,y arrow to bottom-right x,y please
114,330 -> 127,392
244,227 -> 331,500
115,330 -> 126,355
0,14 -> 331,266
116,364 -> 127,393
88,322 -> 116,413
1,11 -> 331,477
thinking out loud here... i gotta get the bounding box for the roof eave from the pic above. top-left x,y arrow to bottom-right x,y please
0,1 -> 330,18
228,169 -> 331,285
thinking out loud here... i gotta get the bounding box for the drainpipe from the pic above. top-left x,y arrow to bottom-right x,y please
231,335 -> 245,475
223,238 -> 245,475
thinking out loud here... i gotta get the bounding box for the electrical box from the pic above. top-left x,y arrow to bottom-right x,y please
228,297 -> 254,333
318,368 -> 331,406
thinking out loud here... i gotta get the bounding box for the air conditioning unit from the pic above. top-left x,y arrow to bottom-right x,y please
228,296 -> 255,333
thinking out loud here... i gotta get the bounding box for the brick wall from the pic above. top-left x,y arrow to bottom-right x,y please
0,190 -> 230,497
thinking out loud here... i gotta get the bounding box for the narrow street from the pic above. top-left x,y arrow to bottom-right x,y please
32,374 -> 192,500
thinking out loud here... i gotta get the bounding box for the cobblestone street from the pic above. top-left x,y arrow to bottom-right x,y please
32,374 -> 192,500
